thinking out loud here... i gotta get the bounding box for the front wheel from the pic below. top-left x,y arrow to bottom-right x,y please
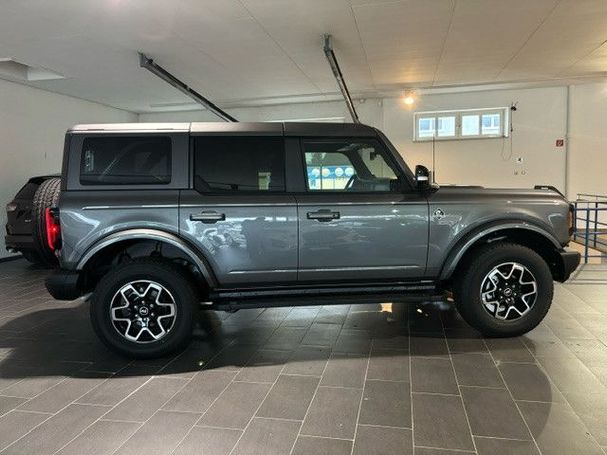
90,259 -> 196,358
453,243 -> 553,337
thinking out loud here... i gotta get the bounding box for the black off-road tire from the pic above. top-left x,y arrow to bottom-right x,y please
31,177 -> 61,267
21,250 -> 43,264
90,258 -> 196,358
453,243 -> 553,337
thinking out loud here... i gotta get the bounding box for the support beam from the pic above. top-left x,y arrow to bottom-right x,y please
323,35 -> 360,124
138,52 -> 237,122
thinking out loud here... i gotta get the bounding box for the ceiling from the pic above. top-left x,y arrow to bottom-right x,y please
2,0 -> 607,113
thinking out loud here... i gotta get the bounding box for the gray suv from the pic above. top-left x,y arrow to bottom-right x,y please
45,122 -> 580,358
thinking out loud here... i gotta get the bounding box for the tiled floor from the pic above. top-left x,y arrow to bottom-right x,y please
0,259 -> 607,455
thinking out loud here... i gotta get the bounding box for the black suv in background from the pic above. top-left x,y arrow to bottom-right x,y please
5,175 -> 61,266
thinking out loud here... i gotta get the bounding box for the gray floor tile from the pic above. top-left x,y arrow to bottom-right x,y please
519,400 -> 604,455
173,426 -> 242,455
360,380 -> 411,428
232,417 -> 300,455
198,381 -> 271,429
460,386 -> 530,439
0,396 -> 27,417
56,420 -> 141,455
353,425 -> 413,455
367,349 -> 409,381
76,366 -> 156,406
1,404 -> 107,455
234,349 -> 291,383
415,449 -> 474,455
257,374 -> 319,420
19,371 -> 111,413
474,436 -> 540,455
104,377 -> 187,422
485,338 -> 535,363
264,326 -> 307,350
314,306 -> 349,325
333,329 -> 372,354
202,344 -> 259,371
536,355 -> 606,393
409,334 -> 449,358
563,391 -> 607,445
411,357 -> 458,394
301,323 -> 342,346
412,393 -> 474,451
282,307 -> 320,327
451,352 -> 504,388
163,370 -> 236,413
320,353 -> 367,388
114,410 -> 199,455
292,435 -> 352,455
499,363 -> 565,403
283,346 -> 330,376
0,410 -> 49,450
301,386 -> 362,439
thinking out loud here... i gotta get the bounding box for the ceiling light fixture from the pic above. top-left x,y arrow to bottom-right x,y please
402,90 -> 417,106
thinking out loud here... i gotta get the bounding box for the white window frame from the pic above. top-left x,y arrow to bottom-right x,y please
413,107 -> 509,142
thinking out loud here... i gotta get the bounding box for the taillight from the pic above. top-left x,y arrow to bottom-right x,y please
44,207 -> 61,251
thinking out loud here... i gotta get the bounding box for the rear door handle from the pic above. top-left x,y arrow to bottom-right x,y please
307,209 -> 340,222
190,211 -> 226,224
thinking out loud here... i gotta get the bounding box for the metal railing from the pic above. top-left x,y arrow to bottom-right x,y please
573,193 -> 607,263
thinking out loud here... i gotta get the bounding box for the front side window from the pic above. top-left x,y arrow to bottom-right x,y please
194,136 -> 285,192
304,139 -> 398,192
80,136 -> 171,185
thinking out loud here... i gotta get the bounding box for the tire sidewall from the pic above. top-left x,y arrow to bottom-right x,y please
91,262 -> 194,358
457,245 -> 553,336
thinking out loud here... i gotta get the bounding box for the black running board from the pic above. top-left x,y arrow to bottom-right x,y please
208,283 -> 440,311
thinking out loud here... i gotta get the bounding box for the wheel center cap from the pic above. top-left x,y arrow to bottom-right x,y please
503,288 -> 513,297
139,306 -> 149,316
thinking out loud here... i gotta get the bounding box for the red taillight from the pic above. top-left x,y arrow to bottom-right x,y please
44,207 -> 61,251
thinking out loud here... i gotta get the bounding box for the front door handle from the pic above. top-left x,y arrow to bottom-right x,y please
307,209 -> 340,222
190,211 -> 226,224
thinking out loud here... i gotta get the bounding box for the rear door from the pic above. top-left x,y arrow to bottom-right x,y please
179,134 -> 298,286
295,137 -> 428,282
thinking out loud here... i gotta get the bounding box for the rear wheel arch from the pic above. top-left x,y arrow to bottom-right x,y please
77,229 -> 217,295
441,224 -> 564,283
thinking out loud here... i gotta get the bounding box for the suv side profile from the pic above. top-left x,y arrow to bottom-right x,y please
45,122 -> 580,358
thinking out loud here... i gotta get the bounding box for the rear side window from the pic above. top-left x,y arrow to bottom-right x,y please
80,136 -> 171,185
193,136 -> 285,192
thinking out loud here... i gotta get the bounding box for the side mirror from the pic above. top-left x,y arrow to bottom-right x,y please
415,165 -> 431,189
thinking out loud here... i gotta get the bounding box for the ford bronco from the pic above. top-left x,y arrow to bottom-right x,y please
45,122 -> 580,358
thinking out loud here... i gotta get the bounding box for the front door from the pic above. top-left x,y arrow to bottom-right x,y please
179,135 -> 298,286
296,137 -> 428,283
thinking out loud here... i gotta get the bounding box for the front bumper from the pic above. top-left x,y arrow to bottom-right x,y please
556,249 -> 581,282
45,270 -> 82,300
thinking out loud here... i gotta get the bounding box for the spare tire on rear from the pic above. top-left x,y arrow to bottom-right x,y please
31,177 -> 61,267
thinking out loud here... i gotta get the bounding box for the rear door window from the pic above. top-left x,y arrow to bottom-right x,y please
80,136 -> 171,185
193,136 -> 285,192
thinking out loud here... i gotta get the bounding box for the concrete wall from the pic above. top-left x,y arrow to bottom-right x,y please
0,78 -> 136,259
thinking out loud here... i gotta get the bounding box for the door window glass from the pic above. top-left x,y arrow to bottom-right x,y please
304,139 -> 398,192
194,136 -> 285,192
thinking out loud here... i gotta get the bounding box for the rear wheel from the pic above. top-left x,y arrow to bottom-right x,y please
90,259 -> 196,358
32,177 -> 61,267
453,243 -> 553,337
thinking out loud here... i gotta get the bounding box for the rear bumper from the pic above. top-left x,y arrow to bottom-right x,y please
45,270 -> 82,300
556,249 -> 581,282
4,234 -> 34,252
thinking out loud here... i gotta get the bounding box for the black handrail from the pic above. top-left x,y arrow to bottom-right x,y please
573,194 -> 607,263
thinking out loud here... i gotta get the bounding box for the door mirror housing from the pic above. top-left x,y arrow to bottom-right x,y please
415,165 -> 431,189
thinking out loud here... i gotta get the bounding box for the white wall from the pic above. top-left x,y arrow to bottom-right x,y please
568,82 -> 607,199
0,79 -> 136,259
141,86 -> 569,191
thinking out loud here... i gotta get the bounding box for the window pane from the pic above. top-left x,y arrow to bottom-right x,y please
304,139 -> 398,192
417,117 -> 436,138
194,136 -> 284,192
482,113 -> 501,135
461,115 -> 480,136
437,116 -> 456,137
80,137 -> 171,185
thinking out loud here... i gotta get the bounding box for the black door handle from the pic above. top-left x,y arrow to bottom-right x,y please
190,211 -> 225,224
307,210 -> 340,222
